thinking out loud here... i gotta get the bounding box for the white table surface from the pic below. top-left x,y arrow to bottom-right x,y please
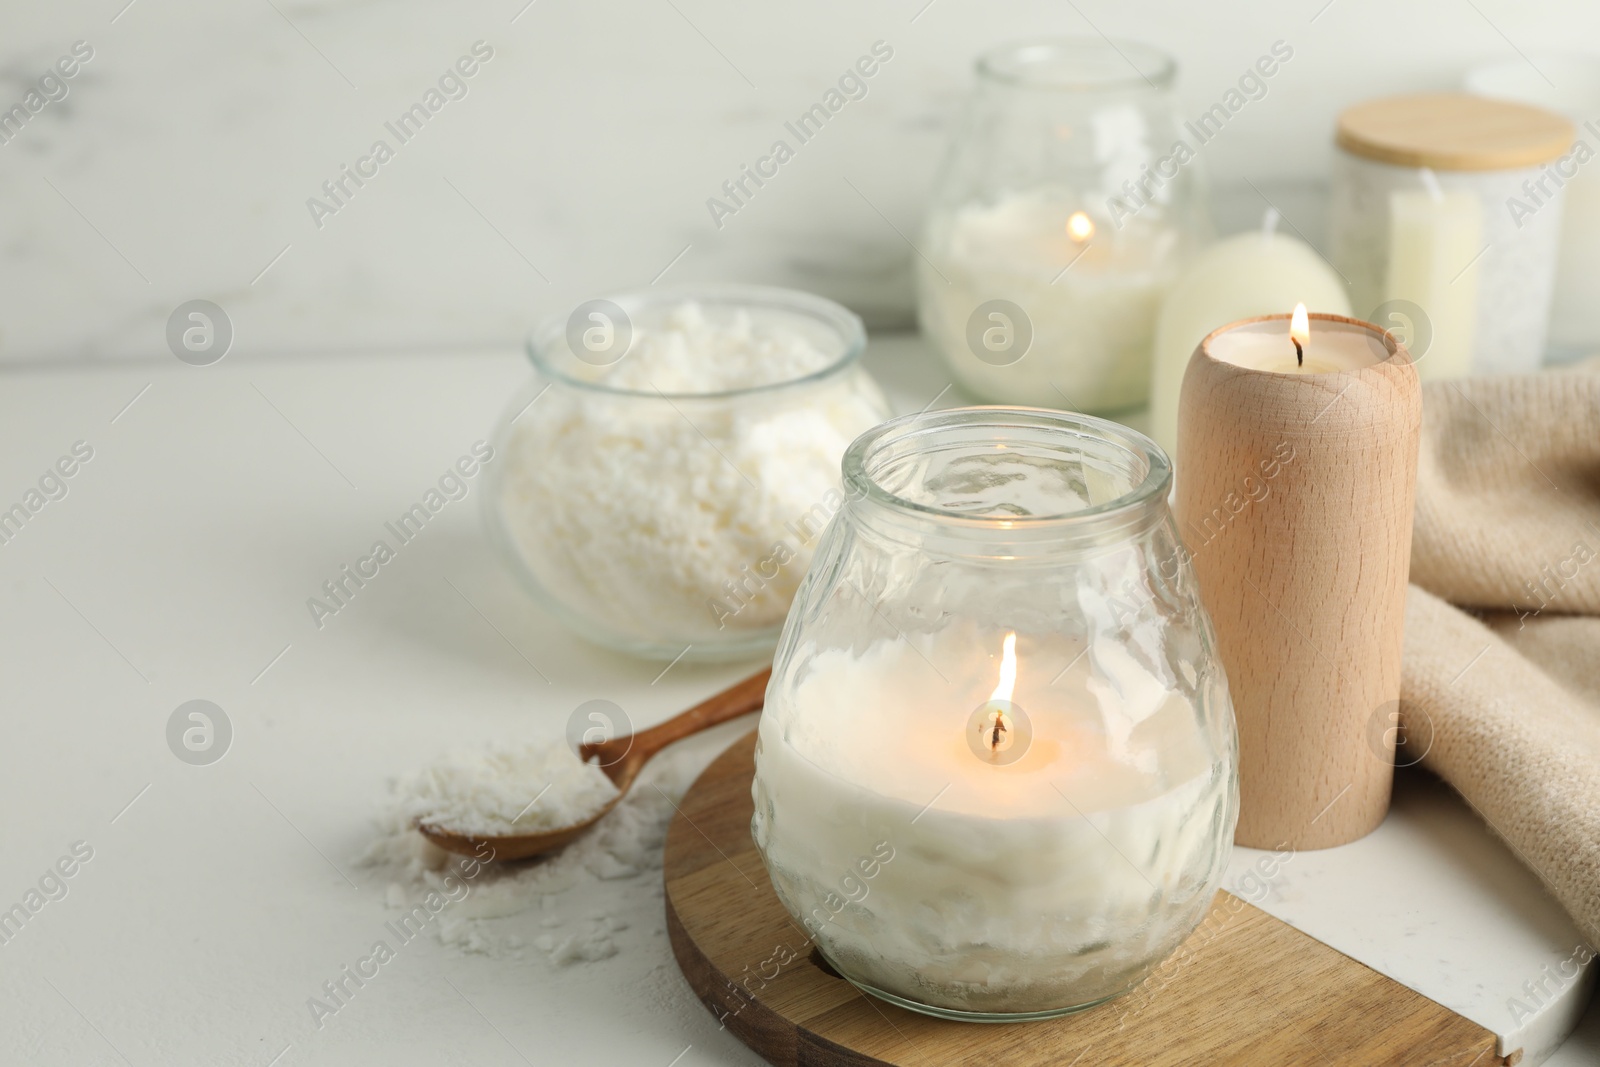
1,334 -> 1595,1066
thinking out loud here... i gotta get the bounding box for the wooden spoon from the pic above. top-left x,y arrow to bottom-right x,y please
417,667 -> 770,862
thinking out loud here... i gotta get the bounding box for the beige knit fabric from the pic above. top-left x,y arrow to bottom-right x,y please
1403,365 -> 1600,948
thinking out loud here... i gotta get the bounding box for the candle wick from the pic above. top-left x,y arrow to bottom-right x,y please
987,709 -> 1007,753
1293,337 -> 1303,367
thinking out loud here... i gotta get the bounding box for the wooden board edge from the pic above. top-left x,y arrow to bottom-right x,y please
664,730 -> 1513,1067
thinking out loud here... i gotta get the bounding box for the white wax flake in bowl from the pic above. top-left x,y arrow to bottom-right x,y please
397,740 -> 619,837
583,301 -> 838,393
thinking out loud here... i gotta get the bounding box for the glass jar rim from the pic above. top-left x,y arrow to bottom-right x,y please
525,283 -> 868,401
975,37 -> 1176,93
842,406 -> 1172,532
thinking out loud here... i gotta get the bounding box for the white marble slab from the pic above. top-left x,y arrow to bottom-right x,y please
1227,764 -> 1596,1065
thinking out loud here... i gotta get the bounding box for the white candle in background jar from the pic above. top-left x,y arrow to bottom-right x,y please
1331,93 -> 1573,375
1466,55 -> 1600,361
918,189 -> 1183,412
1149,212 -> 1350,460
1383,169 -> 1479,380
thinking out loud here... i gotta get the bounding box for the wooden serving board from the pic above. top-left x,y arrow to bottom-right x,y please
664,732 -> 1508,1067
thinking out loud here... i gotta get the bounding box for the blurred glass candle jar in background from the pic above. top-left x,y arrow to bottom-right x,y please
751,408 -> 1238,1019
1330,93 -> 1574,375
485,285 -> 889,663
917,39 -> 1208,413
1466,55 -> 1600,362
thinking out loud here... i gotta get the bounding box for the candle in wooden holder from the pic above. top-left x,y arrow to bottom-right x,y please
1176,309 -> 1420,849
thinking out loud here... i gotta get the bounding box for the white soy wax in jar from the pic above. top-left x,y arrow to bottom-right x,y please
752,626 -> 1231,1018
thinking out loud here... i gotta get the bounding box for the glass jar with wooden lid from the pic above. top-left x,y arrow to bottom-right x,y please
1330,92 -> 1574,376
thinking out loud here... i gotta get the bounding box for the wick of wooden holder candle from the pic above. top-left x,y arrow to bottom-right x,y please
1289,302 -> 1310,367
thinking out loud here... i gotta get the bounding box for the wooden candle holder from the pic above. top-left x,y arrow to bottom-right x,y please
1176,313 -> 1421,850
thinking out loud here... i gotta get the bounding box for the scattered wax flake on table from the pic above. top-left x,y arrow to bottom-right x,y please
393,739 -> 619,836
360,741 -> 708,966
536,916 -> 630,965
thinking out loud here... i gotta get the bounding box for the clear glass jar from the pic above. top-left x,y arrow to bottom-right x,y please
750,407 -> 1238,1020
485,285 -> 890,662
917,39 -> 1209,413
1329,93 -> 1574,377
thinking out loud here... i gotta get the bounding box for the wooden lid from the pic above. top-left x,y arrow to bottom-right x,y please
1337,93 -> 1573,171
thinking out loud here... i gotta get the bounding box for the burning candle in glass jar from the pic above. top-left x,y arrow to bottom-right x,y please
751,406 -> 1239,1018
916,189 -> 1186,412
915,38 -> 1207,413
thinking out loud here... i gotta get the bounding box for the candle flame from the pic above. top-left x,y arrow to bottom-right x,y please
1066,212 -> 1094,243
989,631 -> 1017,703
1290,302 -> 1310,349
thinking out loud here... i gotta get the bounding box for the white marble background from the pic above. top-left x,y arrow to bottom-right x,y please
2,0 -> 1596,362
